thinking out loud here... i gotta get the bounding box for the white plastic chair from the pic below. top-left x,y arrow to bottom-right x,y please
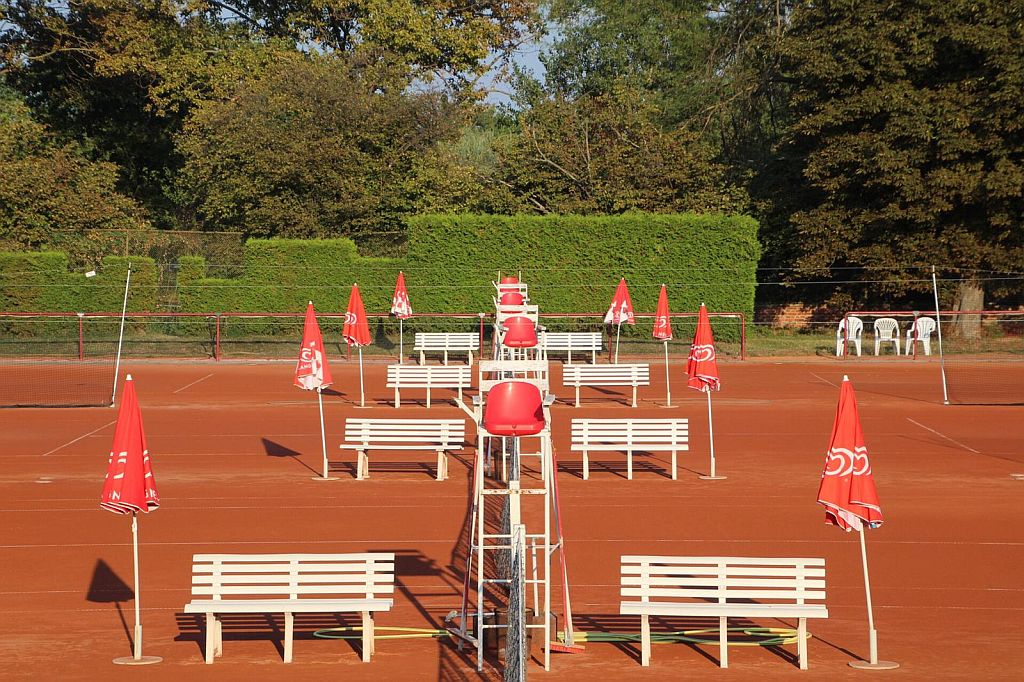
905,317 -> 936,355
836,316 -> 863,357
873,318 -> 900,356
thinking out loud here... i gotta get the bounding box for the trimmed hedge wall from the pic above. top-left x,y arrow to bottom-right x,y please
405,214 -> 759,319
3,215 -> 758,339
0,252 -> 158,312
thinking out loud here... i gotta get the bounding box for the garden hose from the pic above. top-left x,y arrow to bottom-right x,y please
313,626 -> 451,641
560,627 -> 805,647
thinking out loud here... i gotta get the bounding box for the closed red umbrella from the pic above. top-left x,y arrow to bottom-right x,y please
294,302 -> 334,479
344,283 -> 372,406
390,272 -> 413,364
653,285 -> 673,406
686,304 -> 724,479
100,374 -> 161,664
817,376 -> 897,670
603,278 -> 635,363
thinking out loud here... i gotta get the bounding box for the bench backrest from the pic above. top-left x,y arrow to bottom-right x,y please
191,553 -> 396,601
478,359 -> 550,393
343,419 -> 466,448
563,363 -> 650,385
413,333 -> 480,351
387,364 -> 473,387
621,556 -> 826,606
542,332 -> 603,351
572,419 -> 688,448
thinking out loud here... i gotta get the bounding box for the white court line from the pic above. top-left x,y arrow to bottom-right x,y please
809,372 -> 839,388
172,372 -> 214,394
41,420 -> 116,457
907,417 -> 981,454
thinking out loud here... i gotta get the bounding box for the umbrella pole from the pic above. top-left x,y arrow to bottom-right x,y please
399,318 -> 404,365
132,513 -> 141,660
849,527 -> 898,669
112,513 -> 161,665
358,347 -> 365,407
318,388 -> 328,479
663,341 -> 672,407
614,321 -> 622,364
699,390 -> 726,480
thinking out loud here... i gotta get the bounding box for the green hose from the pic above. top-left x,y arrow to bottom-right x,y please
313,626 -> 451,640
561,627 -> 805,647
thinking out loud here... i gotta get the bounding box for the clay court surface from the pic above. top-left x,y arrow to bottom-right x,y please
1,358 -> 1022,681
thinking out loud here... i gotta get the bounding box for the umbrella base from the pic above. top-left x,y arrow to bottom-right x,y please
311,476 -> 340,481
113,656 -> 162,666
656,403 -> 675,409
849,660 -> 899,670
699,475 -> 727,480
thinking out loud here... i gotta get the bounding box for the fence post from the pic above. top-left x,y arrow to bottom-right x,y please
740,313 -> 747,360
215,314 -> 221,361
77,312 -> 85,360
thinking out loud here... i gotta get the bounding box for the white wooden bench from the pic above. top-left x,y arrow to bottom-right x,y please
620,555 -> 828,669
562,363 -> 650,407
340,418 -> 466,480
386,364 -> 473,408
414,332 -> 479,365
183,552 -> 395,664
542,332 -> 603,364
571,419 -> 688,480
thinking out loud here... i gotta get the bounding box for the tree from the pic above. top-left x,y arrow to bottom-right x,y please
0,85 -> 145,258
492,82 -> 748,215
173,56 -> 461,240
781,0 -> 1024,320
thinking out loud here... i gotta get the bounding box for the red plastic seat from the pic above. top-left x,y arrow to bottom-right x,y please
483,382 -> 545,436
500,292 -> 525,306
502,316 -> 538,348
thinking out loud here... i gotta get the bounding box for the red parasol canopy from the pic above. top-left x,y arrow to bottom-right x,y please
817,376 -> 883,531
686,303 -> 720,392
390,271 -> 412,319
101,375 -> 159,515
343,283 -> 372,347
294,301 -> 333,390
653,284 -> 673,341
603,278 -> 635,325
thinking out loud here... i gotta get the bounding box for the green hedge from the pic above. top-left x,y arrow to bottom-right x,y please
405,214 -> 759,319
0,252 -> 158,312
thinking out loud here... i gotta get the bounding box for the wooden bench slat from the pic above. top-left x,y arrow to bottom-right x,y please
621,555 -> 825,566
193,553 -> 394,562
623,576 -> 826,589
194,573 -> 396,585
570,418 -> 688,479
184,598 -> 393,614
621,587 -> 826,600
194,584 -> 397,596
621,602 -> 828,618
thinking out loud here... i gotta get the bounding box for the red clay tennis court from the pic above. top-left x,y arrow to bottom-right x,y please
1,358 -> 1022,680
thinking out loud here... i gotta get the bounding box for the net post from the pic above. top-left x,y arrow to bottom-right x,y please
931,267 -> 950,404
739,312 -> 746,360
77,312 -> 85,361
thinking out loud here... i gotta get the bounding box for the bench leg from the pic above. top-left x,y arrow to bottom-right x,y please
583,449 -> 589,481
419,351 -> 425,365
394,386 -> 400,408
632,384 -> 638,408
205,613 -> 216,663
436,450 -> 446,481
361,612 -> 374,662
426,386 -> 431,409
640,614 -> 651,666
798,618 -> 808,670
627,448 -> 633,480
567,349 -> 572,365
575,386 -> 580,408
719,616 -> 728,668
357,450 -> 368,480
671,448 -> 677,480
284,612 -> 294,663
444,350 -> 449,365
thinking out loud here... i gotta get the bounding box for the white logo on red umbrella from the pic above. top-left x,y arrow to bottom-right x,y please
823,447 -> 871,477
299,345 -> 314,363
655,315 -> 669,331
344,311 -> 358,325
689,343 -> 716,362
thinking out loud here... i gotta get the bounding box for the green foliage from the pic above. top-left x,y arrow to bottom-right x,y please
0,253 -> 158,312
493,84 -> 749,215
0,87 -> 147,256
781,0 -> 1024,305
173,56 -> 462,241
172,216 -> 757,322
405,214 -> 759,322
